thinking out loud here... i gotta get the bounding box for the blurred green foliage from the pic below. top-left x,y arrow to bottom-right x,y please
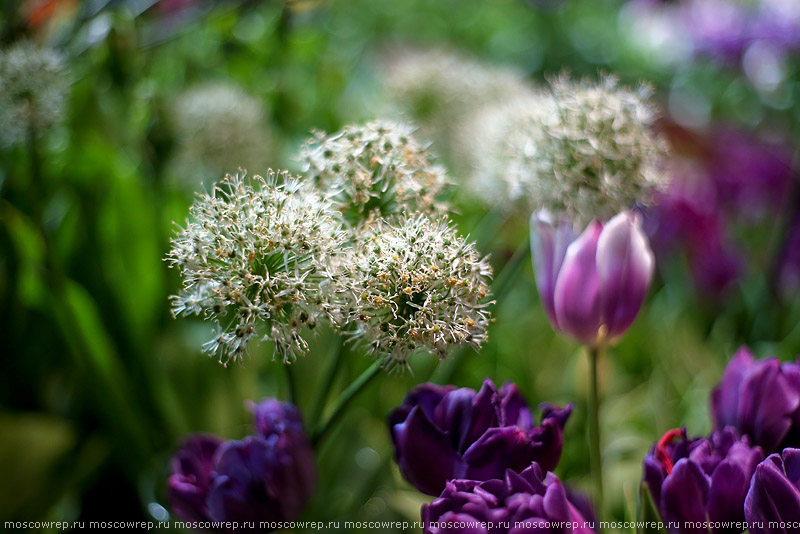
1,0 -> 799,532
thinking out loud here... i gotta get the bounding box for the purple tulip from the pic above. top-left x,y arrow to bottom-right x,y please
531,211 -> 655,347
207,433 -> 316,523
168,434 -> 223,523
167,399 -> 316,527
711,347 -> 800,453
421,463 -> 594,534
389,379 -> 572,496
744,448 -> 800,533
643,427 -> 764,534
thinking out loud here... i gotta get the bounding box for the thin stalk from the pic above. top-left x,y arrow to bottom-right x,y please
312,334 -> 345,423
284,361 -> 297,406
311,360 -> 382,447
588,346 -> 604,528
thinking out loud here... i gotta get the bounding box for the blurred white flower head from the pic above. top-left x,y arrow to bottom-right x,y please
299,120 -> 449,230
0,41 -> 69,148
379,47 -> 531,159
334,214 -> 493,368
167,170 -> 346,364
168,81 -> 272,186
460,74 -> 669,224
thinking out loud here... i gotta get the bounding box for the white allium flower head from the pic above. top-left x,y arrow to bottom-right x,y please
299,120 -> 449,228
0,41 -> 69,148
336,213 -> 493,369
380,48 -> 530,157
169,81 -> 272,185
167,170 -> 347,364
459,74 -> 669,224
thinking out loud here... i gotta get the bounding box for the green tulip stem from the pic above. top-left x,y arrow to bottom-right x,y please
588,345 -> 604,529
311,360 -> 382,447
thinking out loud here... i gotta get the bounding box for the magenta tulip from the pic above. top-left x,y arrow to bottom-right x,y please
531,210 -> 655,347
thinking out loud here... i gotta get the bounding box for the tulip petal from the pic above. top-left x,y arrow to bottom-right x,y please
745,453 -> 800,533
711,347 -> 755,430
553,221 -> 604,345
393,405 -> 462,496
739,358 -> 800,453
596,211 -> 654,340
530,211 -> 576,331
463,380 -> 501,449
706,459 -> 749,526
660,459 -> 709,534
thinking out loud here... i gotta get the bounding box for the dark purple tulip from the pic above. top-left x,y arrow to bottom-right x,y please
168,399 -> 316,527
531,211 -> 654,347
207,433 -> 316,523
389,379 -> 572,496
421,463 -> 594,534
711,347 -> 800,453
168,434 -> 223,523
744,448 -> 800,533
643,427 -> 763,534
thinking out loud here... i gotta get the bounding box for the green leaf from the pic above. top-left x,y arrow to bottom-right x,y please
637,482 -> 668,534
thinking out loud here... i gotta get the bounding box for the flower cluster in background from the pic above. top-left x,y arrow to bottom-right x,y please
166,81 -> 274,188
646,125 -> 795,297
168,399 -> 316,525
0,40 -> 69,147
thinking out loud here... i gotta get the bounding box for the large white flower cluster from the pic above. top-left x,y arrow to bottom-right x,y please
169,122 -> 493,367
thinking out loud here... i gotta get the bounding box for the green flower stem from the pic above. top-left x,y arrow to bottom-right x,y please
312,334 -> 345,423
284,361 -> 297,407
311,360 -> 382,447
588,346 -> 604,529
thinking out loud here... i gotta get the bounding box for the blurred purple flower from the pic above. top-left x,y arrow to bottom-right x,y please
646,126 -> 793,297
744,448 -> 800,533
711,347 -> 800,453
389,379 -> 572,496
531,211 -> 654,347
167,399 -> 316,528
168,434 -> 223,523
631,0 -> 800,62
421,463 -> 594,534
207,432 -> 316,523
643,427 -> 764,534
778,214 -> 800,297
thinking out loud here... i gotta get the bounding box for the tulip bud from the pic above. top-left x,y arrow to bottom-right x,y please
745,448 -> 800,533
531,210 -> 655,347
